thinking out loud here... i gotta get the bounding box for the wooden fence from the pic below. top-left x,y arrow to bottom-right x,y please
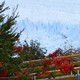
21,54 -> 80,80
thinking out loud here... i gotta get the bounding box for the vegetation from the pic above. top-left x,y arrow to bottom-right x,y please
0,2 -> 47,79
0,1 -> 79,80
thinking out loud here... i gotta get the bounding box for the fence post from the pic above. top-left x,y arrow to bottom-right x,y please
32,76 -> 36,80
76,70 -> 80,80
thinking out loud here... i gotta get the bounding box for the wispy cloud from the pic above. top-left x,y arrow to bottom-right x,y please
0,0 -> 80,23
17,19 -> 80,54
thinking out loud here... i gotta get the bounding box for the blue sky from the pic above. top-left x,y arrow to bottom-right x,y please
17,20 -> 80,54
0,0 -> 80,54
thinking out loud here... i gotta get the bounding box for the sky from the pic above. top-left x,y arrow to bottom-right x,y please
0,0 -> 80,23
0,0 -> 80,54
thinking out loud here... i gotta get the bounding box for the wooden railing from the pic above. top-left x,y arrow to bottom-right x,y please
21,54 -> 80,80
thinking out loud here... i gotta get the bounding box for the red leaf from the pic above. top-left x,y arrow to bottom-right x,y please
14,46 -> 22,53
46,49 -> 59,58
42,59 -> 52,67
0,62 -> 3,67
14,71 -> 21,80
42,70 -> 50,75
0,70 -> 8,77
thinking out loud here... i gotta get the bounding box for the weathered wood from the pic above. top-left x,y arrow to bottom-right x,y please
55,76 -> 76,80
21,61 -> 80,74
22,54 -> 80,64
21,54 -> 80,80
27,67 -> 80,79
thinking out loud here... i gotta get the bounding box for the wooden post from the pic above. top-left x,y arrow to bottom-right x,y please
76,70 -> 80,80
32,76 -> 36,80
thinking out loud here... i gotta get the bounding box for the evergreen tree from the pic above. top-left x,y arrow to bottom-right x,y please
0,2 -> 47,79
0,2 -> 22,77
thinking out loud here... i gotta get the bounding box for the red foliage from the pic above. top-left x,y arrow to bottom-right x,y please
46,49 -> 59,58
0,62 -> 3,67
14,71 -> 21,80
41,70 -> 50,75
34,73 -> 40,76
23,45 -> 30,50
0,70 -> 8,77
61,64 -> 71,74
42,55 -> 75,75
22,69 -> 30,74
14,46 -> 22,53
42,59 -> 52,67
53,58 -> 74,74
53,58 -> 62,67
14,71 -> 20,76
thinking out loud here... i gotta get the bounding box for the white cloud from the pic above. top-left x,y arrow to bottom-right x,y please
0,0 -> 80,24
16,20 -> 80,54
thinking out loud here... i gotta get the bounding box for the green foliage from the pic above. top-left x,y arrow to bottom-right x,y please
0,2 -> 22,76
20,40 -> 47,61
0,2 -> 20,60
0,2 -> 47,78
29,40 -> 47,58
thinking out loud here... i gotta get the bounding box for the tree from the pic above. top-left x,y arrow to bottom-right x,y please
0,2 -> 47,79
20,40 -> 47,61
0,2 -> 22,77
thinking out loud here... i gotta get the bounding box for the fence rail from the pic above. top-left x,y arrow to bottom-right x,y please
20,54 -> 80,80
0,54 -> 80,80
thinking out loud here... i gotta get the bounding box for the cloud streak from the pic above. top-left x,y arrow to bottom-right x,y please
17,19 -> 80,54
0,0 -> 80,24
